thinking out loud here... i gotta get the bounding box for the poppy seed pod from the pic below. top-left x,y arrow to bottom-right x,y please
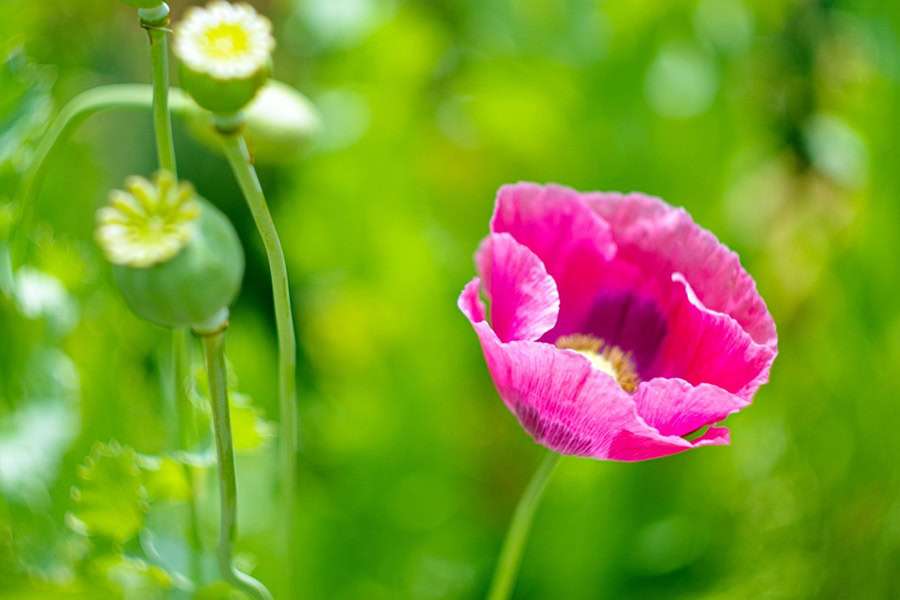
96,172 -> 244,329
185,80 -> 321,163
173,1 -> 275,115
122,0 -> 166,9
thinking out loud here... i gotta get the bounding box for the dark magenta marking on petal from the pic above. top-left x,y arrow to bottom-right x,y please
581,290 -> 668,376
513,402 -> 595,456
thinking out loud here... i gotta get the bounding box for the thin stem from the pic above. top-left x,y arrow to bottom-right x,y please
173,327 -> 203,582
142,0 -> 189,474
201,328 -> 274,600
487,451 -> 561,600
172,329 -> 196,451
0,243 -> 12,297
146,18 -> 177,175
141,10 -> 204,585
219,132 -> 297,597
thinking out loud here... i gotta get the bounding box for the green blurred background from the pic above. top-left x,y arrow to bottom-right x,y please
2,0 -> 900,598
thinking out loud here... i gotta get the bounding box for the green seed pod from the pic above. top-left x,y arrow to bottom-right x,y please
122,0 -> 165,9
184,80 -> 321,163
96,172 -> 244,329
173,1 -> 275,115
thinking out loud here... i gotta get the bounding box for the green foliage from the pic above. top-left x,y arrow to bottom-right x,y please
91,554 -> 173,599
3,0 -> 900,598
67,441 -> 149,543
229,392 -> 276,452
138,455 -> 191,503
0,43 -> 53,187
192,362 -> 275,453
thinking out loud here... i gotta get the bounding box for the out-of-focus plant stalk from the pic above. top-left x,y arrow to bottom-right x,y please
219,131 -> 298,596
487,451 -> 561,600
141,3 -> 177,174
139,4 -> 205,584
172,326 -> 202,582
200,321 -> 274,600
0,242 -> 12,297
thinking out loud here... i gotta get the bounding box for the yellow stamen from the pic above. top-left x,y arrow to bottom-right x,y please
556,334 -> 640,392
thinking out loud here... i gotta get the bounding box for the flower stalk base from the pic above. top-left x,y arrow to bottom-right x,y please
200,323 -> 274,600
219,130 -> 298,598
487,451 -> 560,600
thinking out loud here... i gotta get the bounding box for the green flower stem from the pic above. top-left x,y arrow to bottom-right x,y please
487,451 -> 561,600
219,132 -> 297,596
140,1 -> 190,455
172,328 -> 196,449
139,11 -> 205,585
143,6 -> 177,175
200,326 -> 274,600
173,326 -> 203,583
0,243 -> 12,297
10,84 -> 192,263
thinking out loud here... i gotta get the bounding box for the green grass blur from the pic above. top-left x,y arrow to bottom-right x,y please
2,0 -> 900,598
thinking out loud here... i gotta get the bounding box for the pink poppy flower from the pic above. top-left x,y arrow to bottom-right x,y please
459,183 -> 777,461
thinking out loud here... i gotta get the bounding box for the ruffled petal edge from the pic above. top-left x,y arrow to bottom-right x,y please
585,191 -> 777,353
458,278 -> 739,461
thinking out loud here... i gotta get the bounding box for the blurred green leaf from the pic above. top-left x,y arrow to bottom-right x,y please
0,348 -> 78,499
230,392 -> 275,452
0,43 -> 53,186
13,267 -> 78,334
192,364 -> 274,453
66,441 -> 148,544
137,455 -> 191,503
194,581 -> 242,599
90,554 -> 172,600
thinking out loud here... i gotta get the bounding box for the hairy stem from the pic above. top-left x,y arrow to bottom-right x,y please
219,132 -> 297,597
201,328 -> 274,600
487,451 -> 561,600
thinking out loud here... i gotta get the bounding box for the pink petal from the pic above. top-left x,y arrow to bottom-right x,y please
633,378 -> 747,437
491,183 -> 617,338
607,425 -> 732,462
458,278 -> 486,323
585,192 -> 777,352
458,280 -> 725,462
652,274 -> 776,399
475,233 -> 559,343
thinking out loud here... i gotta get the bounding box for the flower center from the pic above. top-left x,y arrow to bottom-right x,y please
555,334 -> 640,392
203,23 -> 250,60
174,2 -> 275,80
96,171 -> 201,268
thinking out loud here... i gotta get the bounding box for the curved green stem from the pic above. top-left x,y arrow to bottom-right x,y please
219,132 -> 297,597
9,84 -> 192,263
487,451 -> 561,600
201,327 -> 274,600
